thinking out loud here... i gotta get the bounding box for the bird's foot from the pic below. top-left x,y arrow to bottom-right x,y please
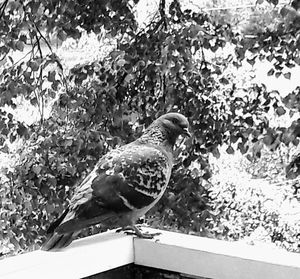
116,226 -> 134,233
116,225 -> 161,239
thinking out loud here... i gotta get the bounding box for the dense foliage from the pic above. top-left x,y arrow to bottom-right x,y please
0,0 -> 300,256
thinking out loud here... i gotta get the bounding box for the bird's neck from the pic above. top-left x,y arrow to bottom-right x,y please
136,125 -> 175,150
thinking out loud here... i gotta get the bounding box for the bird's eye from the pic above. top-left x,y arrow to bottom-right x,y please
171,118 -> 178,125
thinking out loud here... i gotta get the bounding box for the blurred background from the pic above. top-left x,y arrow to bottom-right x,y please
1,0 -> 300,258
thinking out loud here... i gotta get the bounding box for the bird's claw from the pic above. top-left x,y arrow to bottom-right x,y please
116,226 -> 161,239
116,226 -> 136,233
134,231 -> 161,239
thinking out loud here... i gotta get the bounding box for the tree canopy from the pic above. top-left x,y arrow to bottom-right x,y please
0,0 -> 300,256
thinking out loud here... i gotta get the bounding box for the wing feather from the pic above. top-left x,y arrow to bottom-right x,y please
61,143 -> 172,227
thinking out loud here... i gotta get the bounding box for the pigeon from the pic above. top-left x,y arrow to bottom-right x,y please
42,112 -> 191,251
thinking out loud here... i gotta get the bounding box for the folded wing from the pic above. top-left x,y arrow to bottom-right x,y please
42,143 -> 172,250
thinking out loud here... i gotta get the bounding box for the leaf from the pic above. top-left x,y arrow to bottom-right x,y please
116,59 -> 127,67
276,106 -> 286,116
46,204 -> 55,214
19,34 -> 27,43
15,41 -> 24,51
245,116 -> 254,126
275,72 -> 281,78
283,72 -> 291,79
246,154 -> 253,161
27,61 -> 39,71
292,138 -> 299,146
280,5 -> 297,19
9,133 -> 16,143
124,73 -> 135,83
30,97 -> 38,105
110,50 -> 123,60
252,141 -> 263,157
190,24 -> 203,38
32,165 -> 42,175
17,123 -> 28,137
266,54 -> 274,62
0,144 -> 9,153
202,171 -> 212,180
246,57 -> 256,66
238,142 -> 248,154
124,63 -> 132,72
263,134 -> 274,146
64,138 -> 73,147
212,147 -> 220,158
48,71 -> 56,82
24,201 -> 32,215
280,6 -> 290,17
219,77 -> 229,85
8,56 -> 14,64
57,30 -> 67,41
226,146 -> 234,154
267,68 -> 275,76
8,113 -> 13,120
47,175 -> 57,187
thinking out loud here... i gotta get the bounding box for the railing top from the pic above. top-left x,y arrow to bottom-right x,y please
0,232 -> 134,279
138,228 -> 300,267
1,227 -> 300,279
135,228 -> 300,279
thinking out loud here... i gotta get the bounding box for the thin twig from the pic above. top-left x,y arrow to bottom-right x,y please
199,44 -> 208,70
28,31 -> 44,124
38,61 -> 44,124
159,0 -> 167,30
35,34 -> 43,59
0,54 -> 7,62
204,4 -> 257,11
0,0 -> 8,19
194,3 -> 287,12
34,22 -> 53,53
11,45 -> 36,67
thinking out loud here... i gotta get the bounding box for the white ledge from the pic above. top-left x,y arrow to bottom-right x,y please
135,228 -> 300,279
0,232 -> 134,279
1,227 -> 300,279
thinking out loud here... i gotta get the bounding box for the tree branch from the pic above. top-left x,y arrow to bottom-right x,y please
35,34 -> 43,59
34,22 -> 53,53
0,0 -> 8,20
159,0 -> 167,29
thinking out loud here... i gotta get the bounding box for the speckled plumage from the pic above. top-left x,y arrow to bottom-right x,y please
42,113 -> 190,251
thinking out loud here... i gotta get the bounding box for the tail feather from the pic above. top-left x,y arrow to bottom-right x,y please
56,212 -> 116,234
47,208 -> 70,234
42,208 -> 118,251
42,232 -> 74,251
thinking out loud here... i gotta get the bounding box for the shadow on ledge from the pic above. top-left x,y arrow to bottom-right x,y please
83,264 -> 210,279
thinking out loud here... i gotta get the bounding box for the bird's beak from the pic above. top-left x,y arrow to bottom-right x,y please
182,127 -> 191,137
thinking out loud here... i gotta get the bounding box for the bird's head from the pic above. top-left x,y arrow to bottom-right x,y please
155,113 -> 191,143
138,113 -> 191,147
